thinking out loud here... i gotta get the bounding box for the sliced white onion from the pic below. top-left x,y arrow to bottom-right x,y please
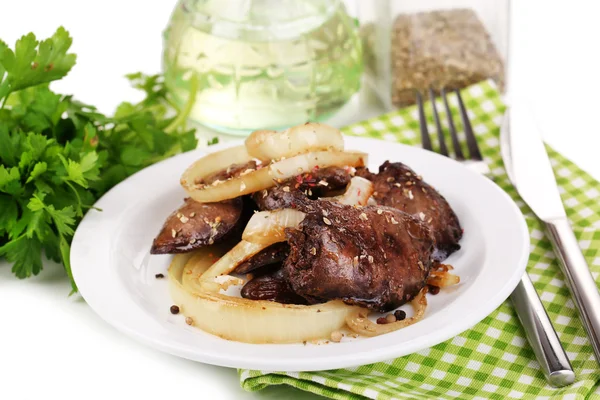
180,145 -> 254,187
181,150 -> 367,203
327,176 -> 374,206
200,240 -> 268,286
168,249 -> 360,344
269,150 -> 367,181
245,123 -> 344,161
345,289 -> 428,337
242,209 -> 306,244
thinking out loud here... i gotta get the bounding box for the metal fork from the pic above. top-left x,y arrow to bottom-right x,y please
417,88 -> 575,387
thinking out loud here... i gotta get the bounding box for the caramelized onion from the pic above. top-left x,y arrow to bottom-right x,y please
181,150 -> 367,203
245,123 -> 344,161
427,266 -> 460,288
168,249 -> 359,344
345,289 -> 428,337
243,209 -> 306,244
328,176 -> 374,206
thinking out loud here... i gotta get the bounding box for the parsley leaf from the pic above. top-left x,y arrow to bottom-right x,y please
0,236 -> 43,279
0,27 -> 76,103
0,28 -> 200,291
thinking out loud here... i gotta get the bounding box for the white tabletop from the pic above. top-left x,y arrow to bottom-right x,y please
2,1 -> 600,400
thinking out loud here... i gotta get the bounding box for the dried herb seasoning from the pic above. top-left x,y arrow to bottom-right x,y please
391,8 -> 504,107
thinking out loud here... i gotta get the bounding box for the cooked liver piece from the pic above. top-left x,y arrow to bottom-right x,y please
283,201 -> 435,312
357,161 -> 462,261
150,197 -> 243,254
252,167 -> 352,211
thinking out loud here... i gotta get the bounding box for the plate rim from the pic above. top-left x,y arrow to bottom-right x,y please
71,136 -> 530,371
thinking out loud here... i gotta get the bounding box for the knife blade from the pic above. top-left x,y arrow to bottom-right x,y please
508,105 -> 566,221
505,102 -> 600,365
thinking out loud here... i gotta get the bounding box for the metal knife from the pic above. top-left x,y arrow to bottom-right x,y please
500,111 -> 575,386
503,103 -> 600,367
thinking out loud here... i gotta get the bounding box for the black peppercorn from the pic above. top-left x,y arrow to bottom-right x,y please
394,310 -> 407,321
170,305 -> 180,314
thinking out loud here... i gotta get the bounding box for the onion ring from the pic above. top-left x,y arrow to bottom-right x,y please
245,123 -> 344,161
181,150 -> 367,203
242,209 -> 306,245
168,249 -> 360,343
326,176 -> 374,206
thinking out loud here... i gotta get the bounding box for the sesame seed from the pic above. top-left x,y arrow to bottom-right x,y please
282,186 -> 290,192
308,189 -> 312,196
377,209 -> 383,215
323,217 -> 332,225
171,229 -> 177,238
406,181 -> 413,186
386,177 -> 395,182
262,189 -> 268,198
421,187 -> 427,193
318,180 -> 329,186
391,217 -> 399,225
239,181 -> 246,191
418,261 -> 425,270
394,183 -> 402,187
408,190 -> 414,200
185,317 -> 193,325
418,212 -> 426,221
359,213 -> 368,221
353,256 -> 359,267
189,238 -> 196,244
189,212 -> 196,217
405,172 -> 411,176
322,210 -> 329,216
310,247 -> 317,255
208,238 -> 214,245
368,255 -> 374,263
179,215 -> 189,223
215,216 -> 222,223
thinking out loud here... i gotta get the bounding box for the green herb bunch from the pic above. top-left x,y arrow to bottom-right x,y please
0,27 -> 201,292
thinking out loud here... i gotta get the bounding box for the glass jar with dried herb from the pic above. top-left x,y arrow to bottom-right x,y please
358,0 -> 509,109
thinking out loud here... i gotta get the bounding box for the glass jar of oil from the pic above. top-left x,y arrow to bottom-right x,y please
163,0 -> 362,136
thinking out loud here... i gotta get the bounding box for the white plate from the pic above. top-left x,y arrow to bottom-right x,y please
71,136 -> 529,372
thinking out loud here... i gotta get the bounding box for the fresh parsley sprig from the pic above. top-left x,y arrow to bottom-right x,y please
0,27 -> 203,292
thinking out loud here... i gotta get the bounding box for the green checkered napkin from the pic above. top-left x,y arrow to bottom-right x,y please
240,81 -> 600,400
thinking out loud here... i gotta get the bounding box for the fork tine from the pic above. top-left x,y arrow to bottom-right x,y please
416,91 -> 433,151
441,88 -> 464,160
455,89 -> 483,161
428,88 -> 449,156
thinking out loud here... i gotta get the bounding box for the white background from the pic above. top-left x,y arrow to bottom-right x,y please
1,1 -> 600,399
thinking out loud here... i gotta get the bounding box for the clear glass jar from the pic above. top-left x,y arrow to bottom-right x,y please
358,0 -> 509,109
163,0 -> 363,136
